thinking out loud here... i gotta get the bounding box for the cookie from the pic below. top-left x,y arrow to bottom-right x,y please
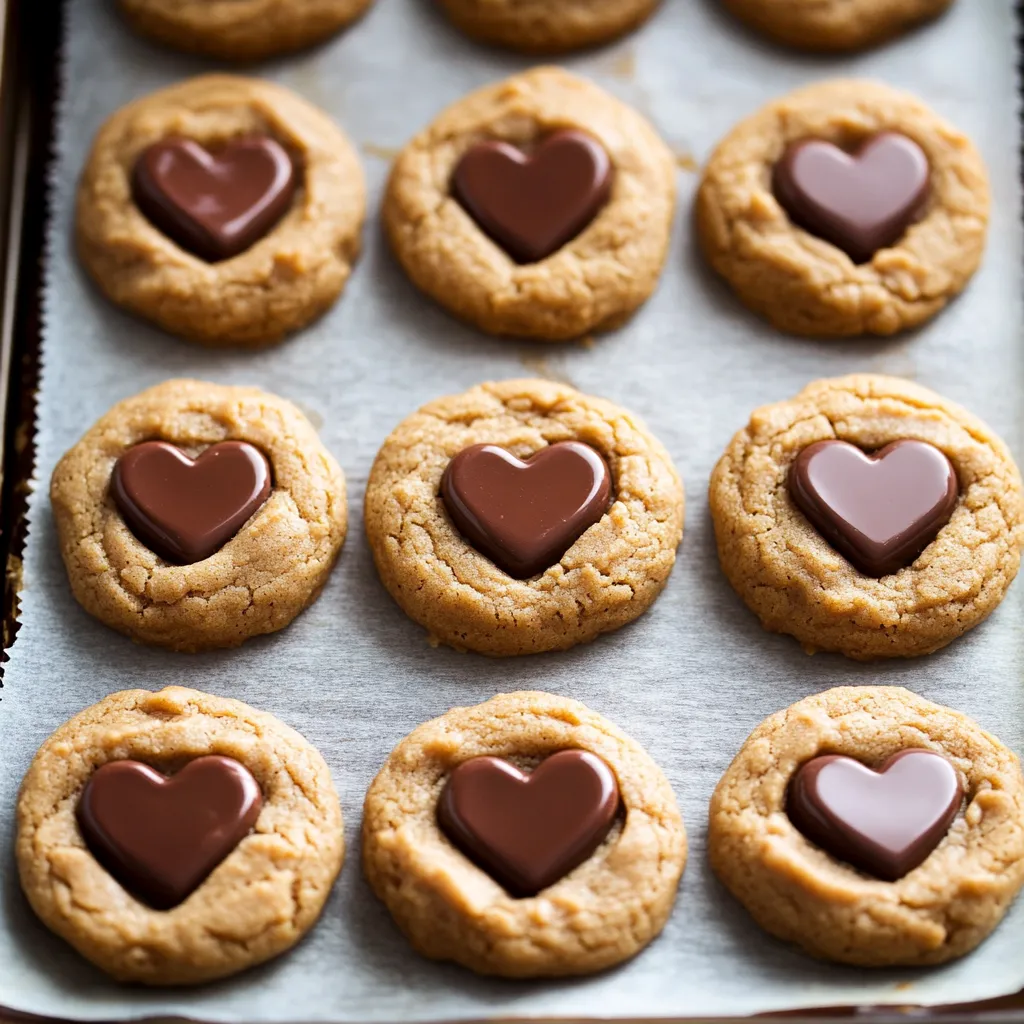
384,67 -> 676,341
362,690 -> 686,977
50,378 -> 347,652
436,0 -> 660,52
696,79 -> 988,337
720,0 -> 953,52
709,374 -> 1024,659
364,378 -> 684,656
77,74 -> 365,347
16,686 -> 344,985
118,0 -> 374,63
709,686 -> 1024,966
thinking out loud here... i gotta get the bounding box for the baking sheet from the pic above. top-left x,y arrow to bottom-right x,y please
1,0 -> 1023,1018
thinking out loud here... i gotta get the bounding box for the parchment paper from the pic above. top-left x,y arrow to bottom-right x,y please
1,0 -> 1022,1019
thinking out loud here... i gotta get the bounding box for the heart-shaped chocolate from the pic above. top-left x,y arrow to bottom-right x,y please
788,439 -> 957,577
76,756 -> 262,909
132,136 -> 296,262
438,750 -> 620,897
440,440 -> 612,578
773,132 -> 930,263
112,440 -> 272,565
787,750 -> 962,881
451,130 -> 613,263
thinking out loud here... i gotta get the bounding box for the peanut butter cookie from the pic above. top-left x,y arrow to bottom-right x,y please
17,686 -> 344,985
50,379 -> 347,652
364,378 -> 684,656
709,374 -> 1024,659
709,686 -> 1024,966
696,79 -> 988,337
719,0 -> 953,52
363,690 -> 686,977
77,74 -> 365,347
384,67 -> 676,341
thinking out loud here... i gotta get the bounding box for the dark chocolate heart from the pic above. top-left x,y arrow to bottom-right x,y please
438,751 -> 620,897
132,136 -> 296,262
787,750 -> 962,881
788,439 -> 957,577
112,440 -> 272,565
440,440 -> 612,578
773,132 -> 930,263
451,130 -> 613,263
76,756 -> 262,909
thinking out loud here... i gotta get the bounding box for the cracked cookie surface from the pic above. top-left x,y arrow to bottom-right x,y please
16,686 -> 344,985
118,0 -> 373,62
720,0 -> 953,52
696,79 -> 988,337
363,690 -> 686,977
709,374 -> 1024,660
436,0 -> 660,52
77,75 -> 365,347
50,379 -> 347,652
363,378 -> 684,656
383,67 -> 676,341
709,686 -> 1024,966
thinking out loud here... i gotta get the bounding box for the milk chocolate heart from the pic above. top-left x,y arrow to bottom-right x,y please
787,750 -> 962,881
773,132 -> 930,263
438,751 -> 620,897
76,756 -> 262,909
132,136 -> 296,262
440,441 -> 612,578
788,439 -> 957,577
451,130 -> 613,263
112,440 -> 272,565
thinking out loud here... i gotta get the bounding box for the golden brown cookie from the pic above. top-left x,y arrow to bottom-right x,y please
17,686 -> 344,985
118,0 -> 374,62
77,74 -> 365,347
720,0 -> 953,52
696,79 -> 989,337
384,67 -> 676,341
437,0 -> 660,52
363,690 -> 686,977
50,379 -> 347,653
364,378 -> 684,656
709,686 -> 1024,966
709,374 -> 1024,660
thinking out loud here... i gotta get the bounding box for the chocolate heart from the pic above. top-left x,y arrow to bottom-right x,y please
788,439 -> 957,577
787,750 -> 962,881
451,130 -> 613,263
440,440 -> 612,578
438,751 -> 620,897
773,132 -> 930,263
76,756 -> 262,909
112,440 -> 272,565
132,136 -> 296,262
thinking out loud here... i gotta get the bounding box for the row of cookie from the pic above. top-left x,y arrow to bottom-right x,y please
76,68 -> 988,347
50,373 -> 1024,659
115,0 -> 955,64
17,683 -> 1024,986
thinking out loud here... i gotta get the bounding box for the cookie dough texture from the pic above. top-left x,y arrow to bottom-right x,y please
384,67 -> 676,341
364,379 -> 684,656
437,0 -> 660,52
50,379 -> 347,652
709,374 -> 1024,660
363,691 -> 686,977
77,75 -> 365,347
696,79 -> 989,337
118,0 -> 373,62
709,686 -> 1024,966
17,686 -> 344,985
720,0 -> 953,52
